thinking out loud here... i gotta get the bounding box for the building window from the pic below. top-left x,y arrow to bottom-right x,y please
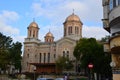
48,39 -> 49,42
75,27 -> 79,34
48,53 -> 50,63
64,28 -> 66,36
113,0 -> 117,7
67,51 -> 69,58
39,53 -> 41,63
116,0 -> 119,5
54,54 -> 56,58
29,30 -> 31,37
27,62 -> 28,67
27,54 -> 29,58
44,53 -> 46,63
35,55 -> 37,58
110,0 -> 113,10
63,50 -> 69,58
110,0 -> 120,10
68,26 -> 72,35
63,51 -> 65,57
50,39 -> 51,42
118,0 -> 120,4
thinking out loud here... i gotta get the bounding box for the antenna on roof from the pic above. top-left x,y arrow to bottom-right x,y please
73,9 -> 74,15
33,18 -> 35,22
49,29 -> 50,32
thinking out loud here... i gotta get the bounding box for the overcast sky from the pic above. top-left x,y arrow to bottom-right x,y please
0,0 -> 109,43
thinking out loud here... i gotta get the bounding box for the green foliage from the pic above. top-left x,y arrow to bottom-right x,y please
0,32 -> 22,72
100,35 -> 110,42
0,32 -> 12,70
55,56 -> 73,71
9,42 -> 22,69
73,37 -> 112,77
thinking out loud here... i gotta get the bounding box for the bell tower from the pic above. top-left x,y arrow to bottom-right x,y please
44,31 -> 54,43
63,12 -> 83,40
27,21 -> 39,39
22,20 -> 40,72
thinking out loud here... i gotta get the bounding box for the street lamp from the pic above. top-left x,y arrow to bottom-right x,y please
88,63 -> 94,80
110,61 -> 116,74
110,61 -> 116,68
33,66 -> 36,80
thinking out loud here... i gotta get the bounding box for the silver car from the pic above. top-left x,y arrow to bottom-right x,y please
55,78 -> 64,80
37,78 -> 54,80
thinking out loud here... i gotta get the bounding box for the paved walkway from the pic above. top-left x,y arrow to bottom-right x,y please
0,75 -> 9,80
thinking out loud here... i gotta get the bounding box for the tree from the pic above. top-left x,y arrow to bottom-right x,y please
9,42 -> 22,72
55,56 -> 73,72
0,32 -> 12,72
100,35 -> 110,42
73,38 -> 112,80
0,32 -> 22,74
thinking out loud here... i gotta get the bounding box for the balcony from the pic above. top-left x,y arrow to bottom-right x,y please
109,6 -> 120,27
110,35 -> 120,54
102,19 -> 110,32
24,38 -> 40,44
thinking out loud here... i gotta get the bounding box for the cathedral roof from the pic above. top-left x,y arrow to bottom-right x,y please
45,31 -> 54,37
65,13 -> 80,22
29,21 -> 38,28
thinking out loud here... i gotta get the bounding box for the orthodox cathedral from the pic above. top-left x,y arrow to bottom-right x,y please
22,12 -> 83,73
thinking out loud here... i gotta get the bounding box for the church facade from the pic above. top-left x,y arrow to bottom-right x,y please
22,13 -> 83,73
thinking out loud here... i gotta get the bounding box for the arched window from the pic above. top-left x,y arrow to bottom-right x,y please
27,54 -> 29,58
63,51 -> 65,57
75,27 -> 79,34
33,30 -> 35,37
29,30 -> 31,37
64,28 -> 66,36
54,54 -> 56,58
68,26 -> 72,35
44,53 -> 46,63
48,53 -> 50,63
39,53 -> 41,63
67,51 -> 69,58
27,62 -> 28,67
35,54 -> 37,58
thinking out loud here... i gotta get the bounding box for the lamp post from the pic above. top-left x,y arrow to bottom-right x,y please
110,61 -> 116,80
110,61 -> 116,68
110,61 -> 116,73
88,63 -> 93,80
33,66 -> 36,80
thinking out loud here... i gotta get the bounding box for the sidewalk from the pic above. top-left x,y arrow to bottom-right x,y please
0,75 -> 9,80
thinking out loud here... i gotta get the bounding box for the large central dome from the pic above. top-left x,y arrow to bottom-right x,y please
65,13 -> 80,22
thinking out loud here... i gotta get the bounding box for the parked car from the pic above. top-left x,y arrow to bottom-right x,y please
55,78 -> 64,80
37,78 -> 54,80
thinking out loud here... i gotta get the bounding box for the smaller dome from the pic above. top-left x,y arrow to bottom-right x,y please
29,21 -> 38,28
65,13 -> 80,22
45,31 -> 53,37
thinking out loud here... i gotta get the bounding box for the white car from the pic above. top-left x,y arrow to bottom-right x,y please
37,78 -> 54,80
55,78 -> 64,80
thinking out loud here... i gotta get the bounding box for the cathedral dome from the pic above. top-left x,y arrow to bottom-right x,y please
45,31 -> 53,37
29,21 -> 38,28
65,13 -> 80,22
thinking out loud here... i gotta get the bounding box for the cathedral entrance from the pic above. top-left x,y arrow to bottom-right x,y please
30,63 -> 61,74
